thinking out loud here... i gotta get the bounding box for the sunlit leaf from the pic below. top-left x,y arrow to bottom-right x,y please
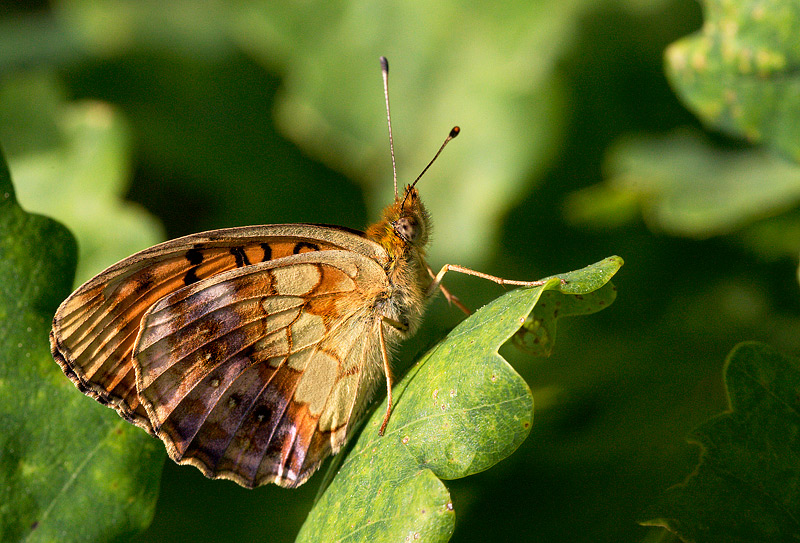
665,0 -> 800,161
298,257 -> 622,542
514,258 -> 620,356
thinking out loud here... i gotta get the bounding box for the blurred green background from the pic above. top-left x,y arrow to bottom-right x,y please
3,0 -> 799,541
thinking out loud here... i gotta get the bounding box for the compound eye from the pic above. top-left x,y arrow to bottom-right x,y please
393,216 -> 419,243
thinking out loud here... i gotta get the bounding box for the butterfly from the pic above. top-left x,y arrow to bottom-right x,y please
50,57 -> 551,489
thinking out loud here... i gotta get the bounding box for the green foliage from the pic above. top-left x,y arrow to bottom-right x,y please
0,73 -> 164,285
665,0 -> 800,161
642,342 -> 800,542
299,258 -> 621,541
2,0 -> 587,265
0,151 -> 163,543
567,0 -> 800,255
566,130 -> 800,239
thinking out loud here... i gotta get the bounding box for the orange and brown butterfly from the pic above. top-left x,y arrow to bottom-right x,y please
50,57 -> 552,489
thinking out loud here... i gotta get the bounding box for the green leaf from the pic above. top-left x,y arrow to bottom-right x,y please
513,258 -> 620,356
297,256 -> 622,542
0,72 -> 164,285
642,342 -> 800,542
566,130 -> 800,238
665,0 -> 800,161
0,149 -> 163,543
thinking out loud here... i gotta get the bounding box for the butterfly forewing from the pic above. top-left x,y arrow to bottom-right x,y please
133,250 -> 390,488
50,224 -> 389,435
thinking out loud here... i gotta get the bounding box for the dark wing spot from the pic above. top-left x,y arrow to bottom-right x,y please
185,248 -> 204,265
261,243 -> 272,262
254,404 -> 271,424
230,246 -> 252,268
184,268 -> 201,285
184,248 -> 204,285
293,241 -> 320,254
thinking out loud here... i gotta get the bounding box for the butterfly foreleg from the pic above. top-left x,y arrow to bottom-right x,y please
427,263 -> 555,299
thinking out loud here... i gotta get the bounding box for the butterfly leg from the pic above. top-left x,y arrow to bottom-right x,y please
377,321 -> 394,436
377,316 -> 409,435
427,264 -> 558,298
426,263 -> 471,315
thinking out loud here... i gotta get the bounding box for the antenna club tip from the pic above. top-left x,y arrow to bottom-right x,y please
450,126 -> 460,138
380,56 -> 389,71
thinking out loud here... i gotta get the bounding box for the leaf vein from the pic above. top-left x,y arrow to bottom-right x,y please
24,425 -> 115,540
338,393 -> 529,473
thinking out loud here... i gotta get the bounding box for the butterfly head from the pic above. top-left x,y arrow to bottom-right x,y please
366,185 -> 430,256
392,185 -> 430,247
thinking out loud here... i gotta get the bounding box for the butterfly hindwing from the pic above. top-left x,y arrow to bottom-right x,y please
132,249 -> 390,488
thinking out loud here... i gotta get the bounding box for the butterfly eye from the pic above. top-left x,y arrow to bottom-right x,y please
393,216 -> 419,243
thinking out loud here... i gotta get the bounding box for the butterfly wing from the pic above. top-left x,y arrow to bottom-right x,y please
50,224 -> 387,434
133,249 -> 390,488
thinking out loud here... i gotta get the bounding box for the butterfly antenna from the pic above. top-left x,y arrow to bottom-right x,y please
410,126 -> 460,190
380,56 -> 399,200
401,126 -> 460,209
